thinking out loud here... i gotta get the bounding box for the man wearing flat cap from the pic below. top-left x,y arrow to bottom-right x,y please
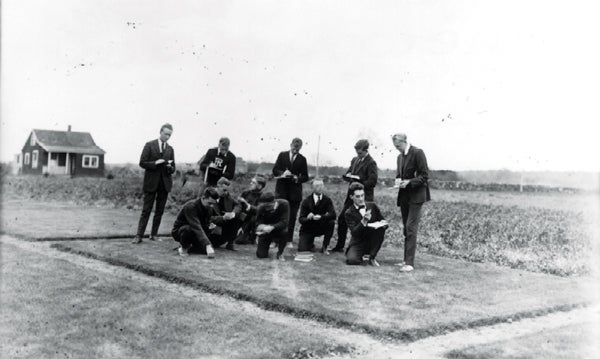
199,137 -> 236,187
255,192 -> 290,260
332,139 -> 378,252
272,137 -> 309,248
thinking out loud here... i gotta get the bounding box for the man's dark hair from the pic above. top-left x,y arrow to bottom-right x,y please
354,139 -> 369,151
254,175 -> 267,189
349,182 -> 365,196
160,123 -> 173,132
258,191 -> 276,203
202,187 -> 220,200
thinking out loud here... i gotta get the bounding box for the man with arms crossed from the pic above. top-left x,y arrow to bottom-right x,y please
393,133 -> 430,272
297,179 -> 336,254
272,137 -> 309,249
344,182 -> 388,266
332,139 -> 378,252
132,123 -> 176,244
171,187 -> 219,258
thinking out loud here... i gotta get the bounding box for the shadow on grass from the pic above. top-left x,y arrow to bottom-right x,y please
50,242 -> 590,343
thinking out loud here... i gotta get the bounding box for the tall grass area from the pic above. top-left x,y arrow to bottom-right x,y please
2,174 -> 596,276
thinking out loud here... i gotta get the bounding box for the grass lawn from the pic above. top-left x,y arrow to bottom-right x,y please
0,200 -> 175,240
52,239 -> 596,342
444,321 -> 599,358
0,241 -> 349,359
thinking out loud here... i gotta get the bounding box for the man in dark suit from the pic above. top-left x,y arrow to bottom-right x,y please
344,182 -> 388,266
209,177 -> 242,251
393,133 -> 430,272
297,179 -> 336,253
332,139 -> 378,252
171,187 -> 219,258
199,137 -> 236,187
133,123 -> 176,244
255,192 -> 290,261
235,175 -> 267,245
272,138 -> 309,248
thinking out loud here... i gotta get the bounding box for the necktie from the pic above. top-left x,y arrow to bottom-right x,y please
315,195 -> 321,207
161,142 -> 166,153
352,157 -> 361,174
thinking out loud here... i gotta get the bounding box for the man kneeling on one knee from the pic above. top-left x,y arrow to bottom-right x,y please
297,179 -> 336,253
171,187 -> 220,258
255,192 -> 290,260
344,182 -> 388,266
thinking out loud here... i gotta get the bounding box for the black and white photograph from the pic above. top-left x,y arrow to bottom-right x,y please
1,1 -> 599,358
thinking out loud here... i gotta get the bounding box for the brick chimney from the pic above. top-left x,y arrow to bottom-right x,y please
68,125 -> 71,132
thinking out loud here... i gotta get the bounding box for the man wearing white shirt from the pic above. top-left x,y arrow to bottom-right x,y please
133,123 -> 176,243
343,182 -> 388,266
297,179 -> 336,253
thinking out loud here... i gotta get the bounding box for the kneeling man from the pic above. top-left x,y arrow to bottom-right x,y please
344,182 -> 388,266
255,192 -> 290,260
297,179 -> 336,253
171,187 -> 220,258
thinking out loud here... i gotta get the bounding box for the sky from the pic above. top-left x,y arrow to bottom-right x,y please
2,0 -> 599,171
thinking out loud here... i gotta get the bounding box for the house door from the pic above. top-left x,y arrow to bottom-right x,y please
70,154 -> 76,176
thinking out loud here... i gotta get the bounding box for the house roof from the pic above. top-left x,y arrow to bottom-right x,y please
30,129 -> 106,155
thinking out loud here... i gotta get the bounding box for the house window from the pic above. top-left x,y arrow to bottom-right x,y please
24,153 -> 30,165
32,150 -> 39,168
30,133 -> 36,146
82,155 -> 99,168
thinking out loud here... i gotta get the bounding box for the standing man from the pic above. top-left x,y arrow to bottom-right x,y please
132,123 -> 176,244
255,192 -> 290,261
332,139 -> 378,252
344,182 -> 388,266
297,179 -> 336,254
171,187 -> 219,258
393,133 -> 430,272
199,137 -> 236,187
272,137 -> 309,248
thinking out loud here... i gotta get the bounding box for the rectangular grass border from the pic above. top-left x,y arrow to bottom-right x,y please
50,242 -> 591,343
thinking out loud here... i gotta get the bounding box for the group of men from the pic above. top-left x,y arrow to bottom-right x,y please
132,123 -> 430,271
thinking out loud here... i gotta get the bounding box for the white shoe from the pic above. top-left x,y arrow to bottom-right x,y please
206,245 -> 215,258
178,246 -> 189,257
399,264 -> 414,272
394,261 -> 406,267
286,242 -> 294,250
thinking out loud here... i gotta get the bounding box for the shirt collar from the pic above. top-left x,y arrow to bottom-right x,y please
313,193 -> 322,201
403,143 -> 411,156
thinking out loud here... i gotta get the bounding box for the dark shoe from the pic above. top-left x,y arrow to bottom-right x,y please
131,236 -> 142,244
149,235 -> 157,241
225,243 -> 236,251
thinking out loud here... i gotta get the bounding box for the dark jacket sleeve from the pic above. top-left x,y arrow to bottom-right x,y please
168,147 -> 176,174
407,149 -> 429,188
199,149 -> 213,173
371,203 -> 384,222
342,158 -> 355,183
224,154 -> 236,180
298,198 -> 311,225
345,208 -> 366,238
183,204 -> 210,243
272,152 -> 285,177
363,160 -> 378,190
322,197 -> 337,222
298,156 -> 309,183
272,201 -> 290,232
139,142 -> 157,170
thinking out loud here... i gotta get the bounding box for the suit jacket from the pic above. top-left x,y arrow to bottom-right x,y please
199,148 -> 236,186
344,202 -> 386,243
396,145 -> 431,205
272,151 -> 309,203
171,199 -> 211,242
139,139 -> 176,192
298,193 -> 336,233
211,193 -> 243,226
256,199 -> 290,234
342,154 -> 378,201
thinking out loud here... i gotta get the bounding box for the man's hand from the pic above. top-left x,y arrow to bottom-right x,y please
399,180 -> 410,189
208,162 -> 219,169
313,214 -> 322,221
263,224 -> 274,233
307,213 -> 314,220
282,169 -> 292,177
223,212 -> 235,220
363,209 -> 372,222
209,223 -> 217,230
155,159 -> 166,165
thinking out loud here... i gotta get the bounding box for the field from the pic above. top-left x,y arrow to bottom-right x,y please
3,174 -> 599,276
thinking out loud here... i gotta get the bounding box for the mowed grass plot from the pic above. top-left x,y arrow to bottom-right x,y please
444,321 -> 599,359
0,241 -> 349,359
0,200 -> 175,240
53,239 -> 596,341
